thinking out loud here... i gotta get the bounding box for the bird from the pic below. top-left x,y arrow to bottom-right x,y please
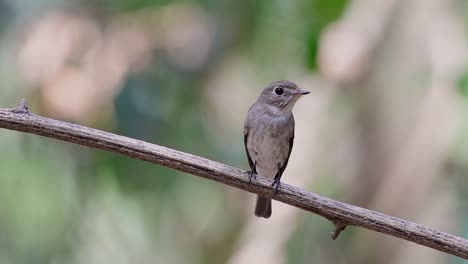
243,80 -> 309,218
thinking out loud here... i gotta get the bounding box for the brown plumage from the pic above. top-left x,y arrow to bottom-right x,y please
243,80 -> 309,218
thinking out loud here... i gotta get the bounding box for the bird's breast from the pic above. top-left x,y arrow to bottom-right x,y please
247,118 -> 293,178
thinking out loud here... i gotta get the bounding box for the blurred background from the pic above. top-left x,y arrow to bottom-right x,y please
0,0 -> 467,263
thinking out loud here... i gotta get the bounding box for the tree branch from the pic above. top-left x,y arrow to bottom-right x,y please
0,101 -> 467,259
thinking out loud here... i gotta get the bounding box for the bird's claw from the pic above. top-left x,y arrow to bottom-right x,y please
246,163 -> 258,184
247,170 -> 257,184
271,178 -> 281,195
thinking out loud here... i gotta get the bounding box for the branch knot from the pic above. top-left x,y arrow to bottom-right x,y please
11,99 -> 29,114
331,220 -> 348,240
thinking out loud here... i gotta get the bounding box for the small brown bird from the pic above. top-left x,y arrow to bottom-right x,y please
243,80 -> 309,218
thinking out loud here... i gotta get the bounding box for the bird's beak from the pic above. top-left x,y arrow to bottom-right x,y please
294,89 -> 310,96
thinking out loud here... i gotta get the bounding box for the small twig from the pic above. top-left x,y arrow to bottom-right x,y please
0,101 -> 467,259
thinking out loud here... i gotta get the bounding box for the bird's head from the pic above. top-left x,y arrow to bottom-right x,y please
257,80 -> 310,113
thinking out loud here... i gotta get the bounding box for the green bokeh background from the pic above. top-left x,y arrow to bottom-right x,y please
0,0 -> 467,263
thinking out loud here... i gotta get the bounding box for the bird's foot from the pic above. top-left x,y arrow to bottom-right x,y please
247,170 -> 257,184
271,178 -> 281,195
246,163 -> 258,184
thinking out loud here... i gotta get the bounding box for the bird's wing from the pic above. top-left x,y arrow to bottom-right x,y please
279,132 -> 294,176
243,127 -> 254,169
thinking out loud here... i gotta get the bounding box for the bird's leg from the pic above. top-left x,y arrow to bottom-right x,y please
272,163 -> 282,194
248,162 -> 258,184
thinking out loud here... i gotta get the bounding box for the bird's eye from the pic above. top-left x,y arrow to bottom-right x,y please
274,87 -> 284,95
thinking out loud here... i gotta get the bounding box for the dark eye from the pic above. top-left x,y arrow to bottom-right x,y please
274,87 -> 284,95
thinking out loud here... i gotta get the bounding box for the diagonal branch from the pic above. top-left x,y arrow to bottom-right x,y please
0,100 -> 467,259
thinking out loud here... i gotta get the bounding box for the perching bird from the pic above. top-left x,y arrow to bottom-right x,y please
243,80 -> 309,218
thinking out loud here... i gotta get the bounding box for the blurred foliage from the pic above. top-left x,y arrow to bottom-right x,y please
304,0 -> 347,70
0,0 -> 467,263
102,0 -> 169,12
457,71 -> 468,98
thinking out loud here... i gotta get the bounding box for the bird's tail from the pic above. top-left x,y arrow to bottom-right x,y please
255,196 -> 272,218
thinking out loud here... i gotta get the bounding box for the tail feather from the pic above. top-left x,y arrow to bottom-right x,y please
255,196 -> 272,218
